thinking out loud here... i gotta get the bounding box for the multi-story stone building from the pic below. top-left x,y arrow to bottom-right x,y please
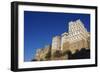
61,19 -> 90,54
34,19 -> 90,61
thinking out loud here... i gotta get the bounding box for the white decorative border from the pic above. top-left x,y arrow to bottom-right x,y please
18,5 -> 96,68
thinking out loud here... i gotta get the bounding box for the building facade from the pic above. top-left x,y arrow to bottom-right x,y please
61,19 -> 90,54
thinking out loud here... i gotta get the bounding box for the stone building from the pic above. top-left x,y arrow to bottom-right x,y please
51,36 -> 61,55
61,19 -> 90,54
34,19 -> 90,61
61,32 -> 69,52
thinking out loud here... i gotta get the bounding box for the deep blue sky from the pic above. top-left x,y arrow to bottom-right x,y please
24,11 -> 90,61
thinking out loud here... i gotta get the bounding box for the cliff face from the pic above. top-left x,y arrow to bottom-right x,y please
32,19 -> 90,61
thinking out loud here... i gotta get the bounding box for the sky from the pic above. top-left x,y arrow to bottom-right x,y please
24,11 -> 90,61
